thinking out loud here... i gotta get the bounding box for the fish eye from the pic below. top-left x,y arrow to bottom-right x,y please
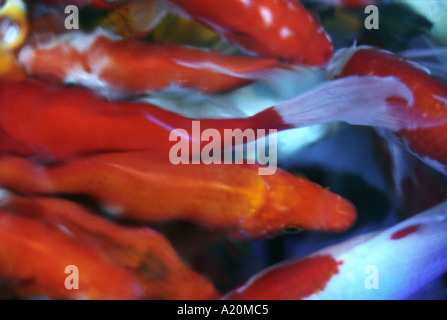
283,225 -> 303,234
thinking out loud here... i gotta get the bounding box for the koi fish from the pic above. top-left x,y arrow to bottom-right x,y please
0,76 -> 417,162
0,191 -> 220,299
168,0 -> 334,66
223,198 -> 447,299
0,208 -> 145,299
18,30 -> 283,96
329,47 -> 447,175
0,151 -> 357,238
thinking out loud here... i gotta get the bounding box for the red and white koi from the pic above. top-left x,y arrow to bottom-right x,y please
329,47 -> 447,175
0,76 -> 416,162
18,30 -> 283,96
168,0 -> 334,66
223,198 -> 447,299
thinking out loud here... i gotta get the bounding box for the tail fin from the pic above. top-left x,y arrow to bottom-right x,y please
257,75 -> 442,132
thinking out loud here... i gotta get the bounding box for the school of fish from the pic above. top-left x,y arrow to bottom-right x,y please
0,0 -> 446,300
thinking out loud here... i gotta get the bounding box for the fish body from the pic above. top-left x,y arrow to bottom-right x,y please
0,76 -> 414,162
0,78 -> 283,161
332,47 -> 447,174
18,31 -> 282,96
0,151 -> 357,238
0,209 -> 145,299
169,0 -> 333,66
223,198 -> 447,299
0,193 -> 220,299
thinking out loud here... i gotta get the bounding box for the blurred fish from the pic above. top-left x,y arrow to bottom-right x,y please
18,30 -> 284,97
0,151 -> 357,239
223,198 -> 447,299
330,47 -> 447,175
168,0 -> 334,66
0,208 -> 145,299
0,76 -> 416,162
0,191 -> 220,299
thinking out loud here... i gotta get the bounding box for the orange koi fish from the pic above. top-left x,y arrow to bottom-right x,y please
0,209 -> 145,299
330,47 -> 447,174
0,76 -> 416,162
18,30 -> 282,96
168,0 -> 334,66
0,151 -> 357,238
0,192 -> 220,299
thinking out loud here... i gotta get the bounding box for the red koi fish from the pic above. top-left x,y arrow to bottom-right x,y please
169,0 -> 333,66
0,76 -> 416,162
18,31 -> 282,96
223,198 -> 447,299
0,192 -> 220,299
331,47 -> 447,174
222,254 -> 341,299
0,209 -> 145,299
0,151 -> 357,238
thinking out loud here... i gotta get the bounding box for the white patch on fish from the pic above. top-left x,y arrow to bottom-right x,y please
259,6 -> 273,28
279,26 -> 293,39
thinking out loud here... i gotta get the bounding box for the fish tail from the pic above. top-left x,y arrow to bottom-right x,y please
254,75 -> 441,132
